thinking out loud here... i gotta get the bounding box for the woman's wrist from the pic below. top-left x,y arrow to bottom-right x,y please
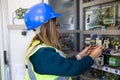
76,54 -> 82,60
76,49 -> 88,60
89,54 -> 96,60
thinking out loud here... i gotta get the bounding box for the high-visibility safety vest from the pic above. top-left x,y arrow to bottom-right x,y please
25,41 -> 72,80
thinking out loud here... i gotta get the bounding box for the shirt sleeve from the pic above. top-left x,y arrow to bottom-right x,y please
29,47 -> 94,76
66,56 -> 78,61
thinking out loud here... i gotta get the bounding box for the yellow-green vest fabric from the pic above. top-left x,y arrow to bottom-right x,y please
25,43 -> 72,80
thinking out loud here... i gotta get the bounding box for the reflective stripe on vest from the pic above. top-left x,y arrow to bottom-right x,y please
28,61 -> 36,80
56,77 -> 69,80
26,44 -> 72,80
27,61 -> 69,80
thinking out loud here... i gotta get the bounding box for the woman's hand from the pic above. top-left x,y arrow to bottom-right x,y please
76,45 -> 92,60
89,45 -> 102,60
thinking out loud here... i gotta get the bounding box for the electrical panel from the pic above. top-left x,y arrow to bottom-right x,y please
84,34 -> 120,68
59,33 -> 79,56
80,0 -> 120,80
84,2 -> 119,30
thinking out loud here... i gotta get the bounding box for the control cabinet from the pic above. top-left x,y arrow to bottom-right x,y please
79,0 -> 120,79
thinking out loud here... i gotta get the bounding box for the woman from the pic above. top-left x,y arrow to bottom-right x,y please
24,2 -> 102,80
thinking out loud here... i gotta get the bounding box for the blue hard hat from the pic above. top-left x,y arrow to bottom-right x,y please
24,3 -> 61,30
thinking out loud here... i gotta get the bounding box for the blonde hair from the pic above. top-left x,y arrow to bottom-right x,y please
25,18 -> 61,61
38,18 -> 60,49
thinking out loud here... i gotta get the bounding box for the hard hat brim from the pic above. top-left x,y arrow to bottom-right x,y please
53,13 -> 62,18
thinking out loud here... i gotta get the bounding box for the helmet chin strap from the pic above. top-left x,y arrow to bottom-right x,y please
34,27 -> 40,34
